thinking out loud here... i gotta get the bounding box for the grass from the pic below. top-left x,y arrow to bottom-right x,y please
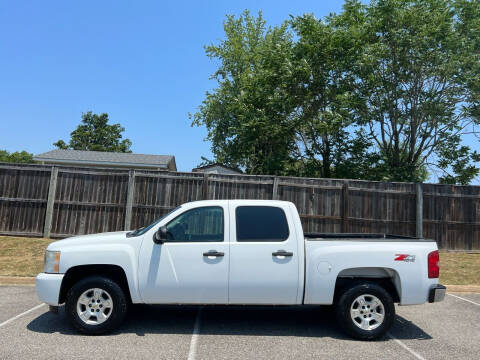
0,236 -> 52,277
0,236 -> 479,286
439,251 -> 480,286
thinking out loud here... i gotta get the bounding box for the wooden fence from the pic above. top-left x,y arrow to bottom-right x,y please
0,162 -> 479,250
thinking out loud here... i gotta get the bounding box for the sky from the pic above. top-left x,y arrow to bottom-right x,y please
0,0 -> 347,172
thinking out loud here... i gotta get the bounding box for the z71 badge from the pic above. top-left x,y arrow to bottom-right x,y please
394,254 -> 416,262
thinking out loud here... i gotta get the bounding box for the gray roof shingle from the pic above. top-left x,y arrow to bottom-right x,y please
34,149 -> 174,168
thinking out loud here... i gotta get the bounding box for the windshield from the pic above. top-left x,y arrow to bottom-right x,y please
127,206 -> 181,237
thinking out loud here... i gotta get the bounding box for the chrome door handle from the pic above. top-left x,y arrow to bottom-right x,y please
203,250 -> 224,257
272,250 -> 293,257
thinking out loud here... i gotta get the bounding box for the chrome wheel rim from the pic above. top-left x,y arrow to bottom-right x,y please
76,288 -> 113,325
350,294 -> 385,331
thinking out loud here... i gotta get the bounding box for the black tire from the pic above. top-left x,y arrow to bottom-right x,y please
65,276 -> 128,335
336,281 -> 395,340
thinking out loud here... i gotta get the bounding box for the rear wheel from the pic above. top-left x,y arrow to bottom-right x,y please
65,276 -> 128,335
336,282 -> 395,340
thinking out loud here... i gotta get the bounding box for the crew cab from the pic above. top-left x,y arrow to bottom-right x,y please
36,200 -> 445,340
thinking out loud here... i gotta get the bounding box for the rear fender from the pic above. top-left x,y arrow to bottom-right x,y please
303,240 -> 439,305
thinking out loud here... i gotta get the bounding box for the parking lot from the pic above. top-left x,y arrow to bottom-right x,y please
0,286 -> 479,360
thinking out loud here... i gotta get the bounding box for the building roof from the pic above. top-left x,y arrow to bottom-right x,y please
34,149 -> 175,169
192,163 -> 242,174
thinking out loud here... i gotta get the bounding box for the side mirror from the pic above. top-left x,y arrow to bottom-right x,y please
153,226 -> 167,244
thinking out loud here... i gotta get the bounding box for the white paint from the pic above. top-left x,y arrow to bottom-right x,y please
0,303 -> 46,328
35,273 -> 64,306
187,308 -> 202,360
165,247 -> 179,284
447,293 -> 480,306
44,230 -> 144,303
37,199 -> 441,310
137,202 -> 230,304
227,201 -> 301,304
304,240 -> 439,305
388,332 -> 427,360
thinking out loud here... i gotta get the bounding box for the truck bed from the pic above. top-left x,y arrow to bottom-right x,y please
304,233 -> 436,242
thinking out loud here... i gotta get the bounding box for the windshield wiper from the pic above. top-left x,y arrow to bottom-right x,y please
126,226 -> 145,237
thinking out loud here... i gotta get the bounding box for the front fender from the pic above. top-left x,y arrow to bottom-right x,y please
59,244 -> 142,303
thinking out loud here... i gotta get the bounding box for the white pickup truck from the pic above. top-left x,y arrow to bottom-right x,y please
36,200 -> 445,340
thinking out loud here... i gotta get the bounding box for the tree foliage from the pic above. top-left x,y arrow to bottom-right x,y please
289,13 -> 378,179
191,11 -> 299,175
339,0 -> 480,183
0,150 -> 34,164
191,11 -> 376,177
54,112 -> 132,153
193,1 -> 480,184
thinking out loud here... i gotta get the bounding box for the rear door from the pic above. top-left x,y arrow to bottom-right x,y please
228,202 -> 300,304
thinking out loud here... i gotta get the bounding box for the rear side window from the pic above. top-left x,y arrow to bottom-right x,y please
236,206 -> 289,242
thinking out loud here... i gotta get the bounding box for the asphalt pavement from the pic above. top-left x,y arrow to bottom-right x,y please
0,286 -> 479,360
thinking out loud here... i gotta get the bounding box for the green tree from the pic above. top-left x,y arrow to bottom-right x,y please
192,11 -> 376,177
194,2 -> 480,183
289,14 -> 377,179
339,0 -> 480,183
0,150 -> 34,163
54,112 -> 132,153
191,11 -> 300,175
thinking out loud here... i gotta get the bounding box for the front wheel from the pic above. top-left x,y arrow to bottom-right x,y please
65,276 -> 128,335
336,282 -> 395,340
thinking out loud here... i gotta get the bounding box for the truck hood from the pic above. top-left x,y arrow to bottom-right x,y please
47,231 -> 132,251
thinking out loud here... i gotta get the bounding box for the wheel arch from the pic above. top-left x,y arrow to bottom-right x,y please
334,267 -> 401,303
59,264 -> 132,305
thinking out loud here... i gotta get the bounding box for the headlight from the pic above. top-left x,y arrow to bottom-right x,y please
44,250 -> 61,273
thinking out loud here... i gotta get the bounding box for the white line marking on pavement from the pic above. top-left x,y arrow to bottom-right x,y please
0,303 -> 46,328
447,293 -> 480,306
388,333 -> 426,360
187,307 -> 203,360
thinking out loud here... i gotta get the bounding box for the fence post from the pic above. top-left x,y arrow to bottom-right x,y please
309,187 -> 315,215
272,177 -> 279,200
416,182 -> 423,238
124,170 -> 135,231
341,180 -> 349,233
43,167 -> 58,238
203,173 -> 210,200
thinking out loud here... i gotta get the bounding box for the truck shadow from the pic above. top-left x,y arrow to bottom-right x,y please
26,304 -> 432,341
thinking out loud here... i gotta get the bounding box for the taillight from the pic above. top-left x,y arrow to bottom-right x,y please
428,250 -> 439,278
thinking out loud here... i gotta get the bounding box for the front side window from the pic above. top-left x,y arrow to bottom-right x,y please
165,206 -> 224,242
127,206 -> 181,237
236,206 -> 289,242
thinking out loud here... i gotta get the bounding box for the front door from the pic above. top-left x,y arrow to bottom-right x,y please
138,205 -> 229,304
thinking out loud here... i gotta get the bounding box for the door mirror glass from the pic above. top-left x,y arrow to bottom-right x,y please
153,226 -> 167,244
